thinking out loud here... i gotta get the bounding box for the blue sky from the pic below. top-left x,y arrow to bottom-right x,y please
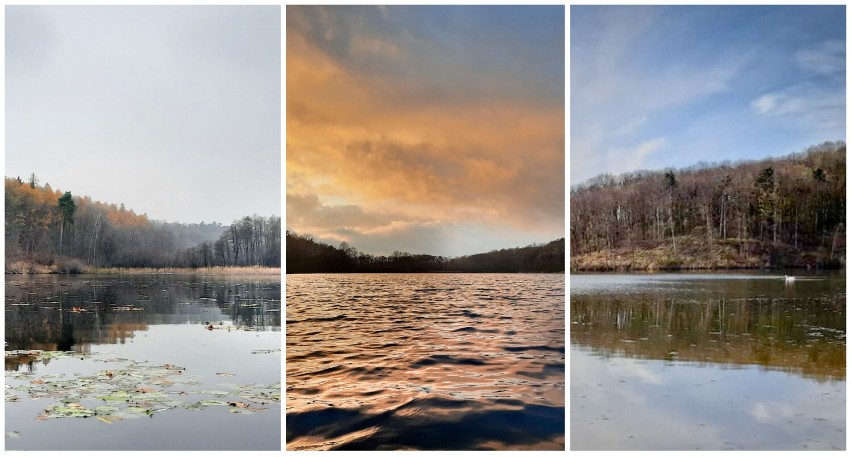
571,6 -> 845,185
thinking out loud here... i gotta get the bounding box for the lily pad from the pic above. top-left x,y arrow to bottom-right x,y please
199,390 -> 230,396
99,391 -> 132,402
7,353 -> 279,421
197,399 -> 230,407
94,405 -> 119,415
228,407 -> 256,414
44,403 -> 94,418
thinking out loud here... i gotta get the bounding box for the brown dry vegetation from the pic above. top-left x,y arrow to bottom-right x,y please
569,235 -> 827,271
571,142 -> 846,271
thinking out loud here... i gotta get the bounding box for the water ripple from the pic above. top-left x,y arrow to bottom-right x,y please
286,273 -> 565,450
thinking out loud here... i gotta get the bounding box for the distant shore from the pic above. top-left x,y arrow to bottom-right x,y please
286,270 -> 565,274
5,262 -> 280,276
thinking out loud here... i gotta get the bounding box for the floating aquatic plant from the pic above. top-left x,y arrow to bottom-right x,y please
5,350 -> 280,422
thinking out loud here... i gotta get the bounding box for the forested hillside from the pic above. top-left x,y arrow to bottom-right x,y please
286,231 -> 565,273
571,142 -> 845,270
5,175 -> 280,272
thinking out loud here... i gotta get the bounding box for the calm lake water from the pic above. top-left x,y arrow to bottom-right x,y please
286,273 -> 565,450
5,274 -> 281,451
571,271 -> 845,450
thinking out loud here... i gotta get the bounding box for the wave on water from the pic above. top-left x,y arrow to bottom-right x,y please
286,273 -> 565,450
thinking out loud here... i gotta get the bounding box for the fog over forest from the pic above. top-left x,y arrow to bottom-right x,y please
6,175 -> 280,272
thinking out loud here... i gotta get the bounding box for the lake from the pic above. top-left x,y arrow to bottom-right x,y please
286,273 -> 565,450
571,271 -> 845,450
5,274 -> 281,451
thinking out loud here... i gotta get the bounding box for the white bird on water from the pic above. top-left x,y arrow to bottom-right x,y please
784,275 -> 796,283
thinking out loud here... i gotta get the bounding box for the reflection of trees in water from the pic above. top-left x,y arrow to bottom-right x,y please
572,291 -> 845,381
210,280 -> 282,330
5,276 -> 281,359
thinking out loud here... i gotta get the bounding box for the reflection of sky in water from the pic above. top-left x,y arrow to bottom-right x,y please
570,272 -> 836,296
571,347 -> 845,450
6,324 -> 281,451
5,275 -> 281,451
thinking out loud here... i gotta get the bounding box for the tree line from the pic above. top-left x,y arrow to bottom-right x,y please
286,231 -> 565,273
570,141 -> 845,269
5,175 -> 280,271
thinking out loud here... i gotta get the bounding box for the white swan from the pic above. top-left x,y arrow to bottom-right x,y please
784,275 -> 795,283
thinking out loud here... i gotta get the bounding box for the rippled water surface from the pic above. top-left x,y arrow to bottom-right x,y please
571,271 -> 845,450
286,273 -> 565,450
5,274 -> 281,450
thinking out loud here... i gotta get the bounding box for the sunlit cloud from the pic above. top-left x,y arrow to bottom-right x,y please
287,6 -> 564,256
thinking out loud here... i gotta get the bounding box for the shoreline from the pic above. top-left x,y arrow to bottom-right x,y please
285,270 -> 565,275
5,265 -> 281,276
570,264 -> 844,273
570,237 -> 844,272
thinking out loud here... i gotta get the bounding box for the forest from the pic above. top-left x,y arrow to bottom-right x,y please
571,141 -> 846,270
5,175 -> 281,272
286,231 -> 565,273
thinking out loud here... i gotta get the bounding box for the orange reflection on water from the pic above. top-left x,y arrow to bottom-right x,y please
286,273 -> 565,450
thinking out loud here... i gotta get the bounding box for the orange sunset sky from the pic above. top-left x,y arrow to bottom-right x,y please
286,5 -> 564,256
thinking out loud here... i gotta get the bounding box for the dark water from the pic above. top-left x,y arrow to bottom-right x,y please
286,273 -> 565,450
571,271 -> 845,450
5,274 -> 281,450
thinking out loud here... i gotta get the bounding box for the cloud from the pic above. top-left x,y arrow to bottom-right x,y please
570,7 -> 752,184
6,6 -> 281,224
286,6 -> 564,255
571,6 -> 846,186
796,40 -> 845,75
350,35 -> 402,58
616,116 -> 648,137
605,137 -> 668,176
286,192 -> 416,234
5,7 -> 61,74
750,94 -> 777,115
750,83 -> 845,132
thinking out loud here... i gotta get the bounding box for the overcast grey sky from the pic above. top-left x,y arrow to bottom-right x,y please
6,6 -> 281,224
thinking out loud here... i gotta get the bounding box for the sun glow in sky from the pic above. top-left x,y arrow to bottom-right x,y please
287,6 -> 565,257
571,5 -> 845,186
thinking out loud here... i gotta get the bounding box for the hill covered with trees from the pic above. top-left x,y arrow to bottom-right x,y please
5,175 -> 280,272
286,231 -> 565,273
571,141 -> 845,270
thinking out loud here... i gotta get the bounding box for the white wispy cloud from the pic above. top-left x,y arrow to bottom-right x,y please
572,6 -> 845,187
750,83 -> 845,131
605,137 -> 669,176
750,94 -> 777,115
616,116 -> 648,137
796,40 -> 845,75
571,8 -> 752,184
